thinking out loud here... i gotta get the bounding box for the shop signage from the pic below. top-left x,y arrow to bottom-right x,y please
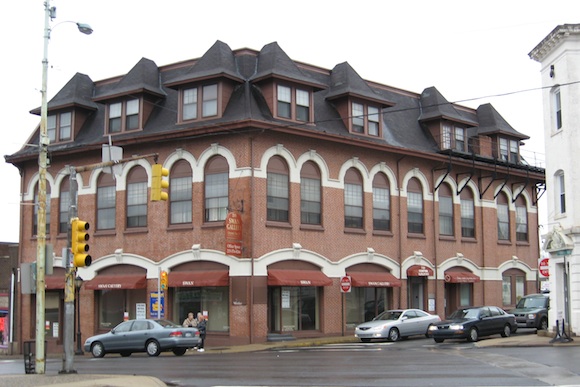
340,276 -> 352,293
225,212 -> 243,257
149,291 -> 165,318
539,258 -> 550,277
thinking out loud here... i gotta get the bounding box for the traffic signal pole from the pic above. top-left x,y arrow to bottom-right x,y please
60,153 -> 159,372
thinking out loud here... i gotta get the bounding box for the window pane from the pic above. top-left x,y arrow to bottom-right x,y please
205,172 -> 228,222
408,191 -> 423,233
352,103 -> 364,133
373,186 -> 390,231
170,176 -> 192,224
296,89 -> 310,122
126,99 -> 139,115
127,182 -> 147,227
516,206 -> 528,241
502,276 -> 511,305
368,106 -> 379,136
461,199 -> 475,238
301,177 -> 321,225
442,124 -> 451,149
439,196 -> 453,236
47,115 -> 57,142
183,88 -> 198,120
59,190 -> 70,233
277,85 -> 291,119
345,183 -> 363,228
202,84 -> 217,117
60,112 -> 71,140
497,203 -> 509,240
267,173 -> 289,222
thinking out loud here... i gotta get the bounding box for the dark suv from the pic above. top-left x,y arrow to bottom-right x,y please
510,294 -> 549,331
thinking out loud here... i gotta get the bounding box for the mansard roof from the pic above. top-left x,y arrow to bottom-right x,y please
476,103 -> 529,140
326,62 -> 394,105
30,73 -> 97,114
418,86 -> 478,126
94,57 -> 166,101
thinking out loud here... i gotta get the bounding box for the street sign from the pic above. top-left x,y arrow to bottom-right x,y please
340,276 -> 352,293
539,258 -> 549,277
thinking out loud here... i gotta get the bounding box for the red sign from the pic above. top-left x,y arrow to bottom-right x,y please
539,258 -> 550,277
340,276 -> 352,293
225,212 -> 243,257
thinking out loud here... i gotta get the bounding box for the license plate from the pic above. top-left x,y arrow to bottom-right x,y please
185,332 -> 192,337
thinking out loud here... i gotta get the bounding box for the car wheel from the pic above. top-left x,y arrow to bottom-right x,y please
468,327 -> 479,342
501,324 -> 511,338
434,338 -> 444,343
388,327 -> 400,342
146,340 -> 161,357
91,342 -> 105,358
539,317 -> 549,331
425,324 -> 434,338
172,348 -> 187,356
360,338 -> 371,343
120,352 -> 132,357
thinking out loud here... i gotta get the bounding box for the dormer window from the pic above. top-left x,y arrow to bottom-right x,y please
442,123 -> 465,151
351,102 -> 380,137
499,138 -> 519,163
108,99 -> 140,133
276,84 -> 311,122
47,112 -> 72,142
181,83 -> 218,121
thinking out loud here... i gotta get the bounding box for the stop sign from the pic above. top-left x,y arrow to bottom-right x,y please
340,276 -> 352,293
539,258 -> 550,277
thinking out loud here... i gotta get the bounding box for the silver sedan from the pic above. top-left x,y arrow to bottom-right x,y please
355,309 -> 441,342
84,319 -> 201,358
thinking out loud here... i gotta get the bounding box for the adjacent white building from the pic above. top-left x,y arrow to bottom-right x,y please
530,24 -> 580,335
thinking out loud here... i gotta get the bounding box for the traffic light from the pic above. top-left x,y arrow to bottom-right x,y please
160,270 -> 168,290
71,217 -> 92,267
151,164 -> 169,201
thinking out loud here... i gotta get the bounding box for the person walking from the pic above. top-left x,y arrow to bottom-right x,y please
196,312 -> 207,352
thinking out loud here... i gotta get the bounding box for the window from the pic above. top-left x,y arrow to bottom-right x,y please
108,99 -> 140,133
97,173 -> 116,230
269,286 -> 319,331
267,156 -> 289,222
554,87 -> 562,130
126,167 -> 147,228
344,169 -> 363,229
276,84 -> 311,122
170,160 -> 192,225
351,102 -> 381,136
204,156 -> 228,222
497,193 -> 510,241
174,287 -> 229,332
499,138 -> 519,163
47,112 -> 72,142
33,185 -> 51,236
182,87 -> 198,120
59,178 -> 70,234
515,197 -> 528,242
557,171 -> 566,215
407,178 -> 423,234
202,84 -> 218,117
438,184 -> 454,236
441,123 -> 465,151
300,162 -> 321,225
502,270 -> 525,305
460,189 -> 475,238
181,84 -> 218,121
372,173 -> 390,231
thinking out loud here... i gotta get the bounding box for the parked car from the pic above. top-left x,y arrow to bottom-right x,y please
510,293 -> 549,331
84,319 -> 201,358
355,309 -> 441,342
429,306 -> 517,343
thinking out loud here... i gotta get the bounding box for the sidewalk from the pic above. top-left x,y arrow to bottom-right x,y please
2,331 -> 576,386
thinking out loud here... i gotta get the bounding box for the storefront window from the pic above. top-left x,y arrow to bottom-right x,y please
173,287 -> 229,332
269,287 -> 319,332
45,291 -> 61,339
98,289 -> 146,330
346,287 -> 389,328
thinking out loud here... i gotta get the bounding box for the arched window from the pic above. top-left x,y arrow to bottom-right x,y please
97,173 -> 116,230
497,192 -> 510,241
267,156 -> 289,222
204,156 -> 229,222
460,188 -> 475,238
170,160 -> 192,224
59,178 -> 70,234
344,169 -> 363,229
372,173 -> 390,231
515,196 -> 528,242
300,161 -> 321,225
407,178 -> 423,234
438,183 -> 453,236
126,167 -> 147,228
33,183 -> 51,236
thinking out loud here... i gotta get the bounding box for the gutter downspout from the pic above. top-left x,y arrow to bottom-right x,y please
249,134 -> 255,344
396,156 -> 406,308
431,168 -> 439,315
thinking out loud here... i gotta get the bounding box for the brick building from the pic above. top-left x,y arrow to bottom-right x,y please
5,40 -> 545,352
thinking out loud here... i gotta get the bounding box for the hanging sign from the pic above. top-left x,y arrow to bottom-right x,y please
225,212 -> 243,257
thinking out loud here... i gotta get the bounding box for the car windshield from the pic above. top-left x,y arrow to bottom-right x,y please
154,319 -> 180,328
448,308 -> 480,319
374,311 -> 402,321
516,297 -> 547,308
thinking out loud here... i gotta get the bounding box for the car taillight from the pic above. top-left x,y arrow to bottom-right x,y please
170,331 -> 183,337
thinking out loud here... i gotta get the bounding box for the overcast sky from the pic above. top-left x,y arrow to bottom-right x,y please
1,0 -> 578,243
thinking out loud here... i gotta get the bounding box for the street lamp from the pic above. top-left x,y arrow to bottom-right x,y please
74,276 -> 84,355
36,0 -> 92,375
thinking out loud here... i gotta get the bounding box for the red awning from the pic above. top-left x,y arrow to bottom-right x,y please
267,269 -> 332,287
347,272 -> 402,287
407,265 -> 434,277
168,271 -> 229,287
45,275 -> 65,289
444,272 -> 481,283
84,274 -> 147,290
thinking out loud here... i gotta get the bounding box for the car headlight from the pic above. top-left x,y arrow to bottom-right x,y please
449,324 -> 464,330
528,313 -> 537,319
429,325 -> 438,331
